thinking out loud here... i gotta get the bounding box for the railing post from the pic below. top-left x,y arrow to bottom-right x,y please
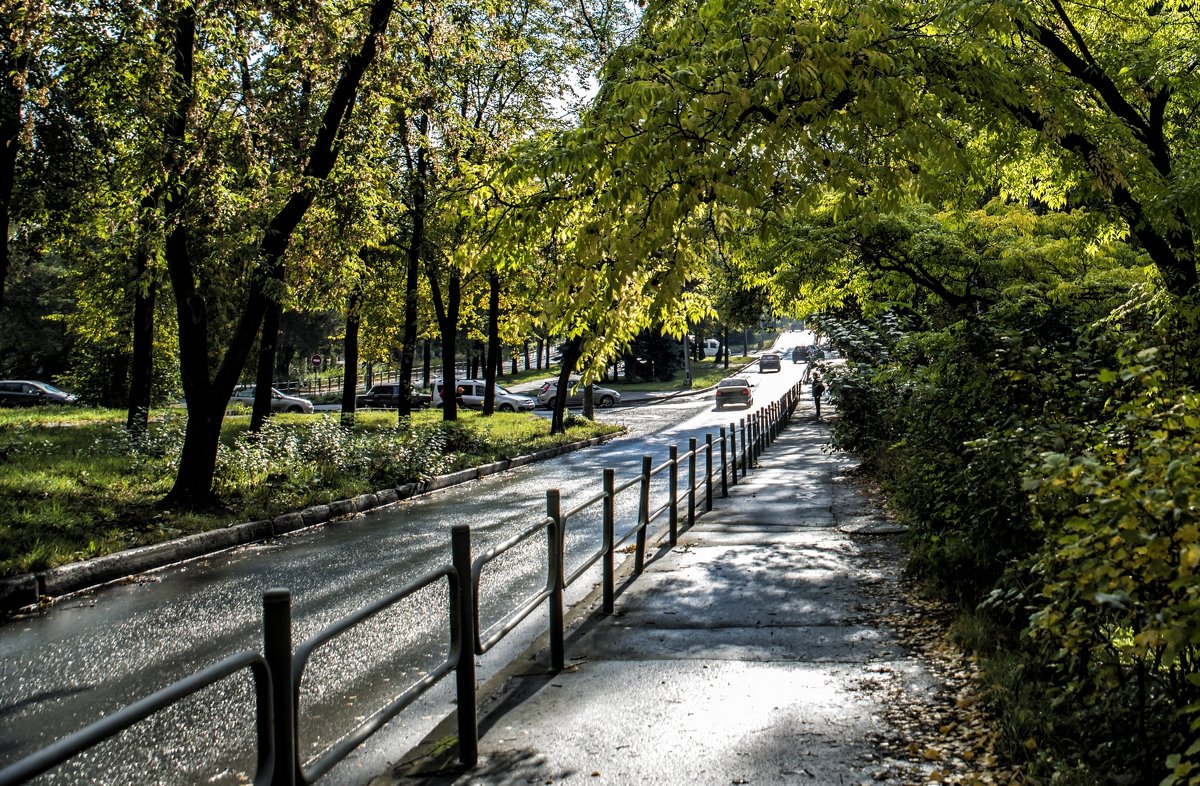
720,426 -> 729,497
263,589 -> 297,786
668,444 -> 679,545
731,421 -> 739,485
738,418 -> 746,476
687,437 -> 697,527
450,525 -> 478,766
602,468 -> 615,615
547,489 -> 565,671
636,456 -> 650,574
704,433 -> 714,511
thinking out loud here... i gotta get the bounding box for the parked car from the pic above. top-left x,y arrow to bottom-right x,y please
715,377 -> 753,409
431,379 -> 536,412
537,379 -> 621,409
355,383 -> 431,410
227,385 -> 314,414
759,353 -> 782,373
0,380 -> 78,407
697,338 -> 722,358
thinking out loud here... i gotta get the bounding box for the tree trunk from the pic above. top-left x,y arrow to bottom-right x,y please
428,265 -> 461,421
398,123 -> 427,420
0,46 -> 27,312
722,325 -> 730,369
483,271 -> 500,414
535,337 -> 543,369
126,193 -> 159,432
550,336 -> 583,434
250,297 -> 281,432
341,285 -> 362,427
162,0 -> 396,507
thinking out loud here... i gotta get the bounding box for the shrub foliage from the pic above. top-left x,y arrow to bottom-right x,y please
820,285 -> 1200,784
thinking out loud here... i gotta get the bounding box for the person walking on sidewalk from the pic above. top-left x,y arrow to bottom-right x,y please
811,372 -> 826,419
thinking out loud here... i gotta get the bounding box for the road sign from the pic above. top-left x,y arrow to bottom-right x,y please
310,354 -> 322,368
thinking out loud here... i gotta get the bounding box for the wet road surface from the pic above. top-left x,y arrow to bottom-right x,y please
0,333 -> 811,785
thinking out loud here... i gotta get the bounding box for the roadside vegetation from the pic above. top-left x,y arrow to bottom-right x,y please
820,276 -> 1200,785
0,408 -> 621,579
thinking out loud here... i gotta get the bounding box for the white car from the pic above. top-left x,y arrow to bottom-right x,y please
537,379 -> 621,408
431,379 -> 536,412
228,386 -> 314,414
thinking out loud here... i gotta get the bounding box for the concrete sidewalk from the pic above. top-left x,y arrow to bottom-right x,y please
374,409 -> 930,786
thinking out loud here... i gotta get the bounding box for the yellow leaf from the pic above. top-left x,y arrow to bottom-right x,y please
1024,737 -> 1038,751
923,746 -> 943,760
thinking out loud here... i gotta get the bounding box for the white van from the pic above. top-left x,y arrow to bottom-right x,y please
699,338 -> 722,358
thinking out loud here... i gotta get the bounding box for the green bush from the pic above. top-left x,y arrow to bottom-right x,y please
821,284 -> 1200,783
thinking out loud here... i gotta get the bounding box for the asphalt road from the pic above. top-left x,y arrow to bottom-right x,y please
0,331 -> 814,786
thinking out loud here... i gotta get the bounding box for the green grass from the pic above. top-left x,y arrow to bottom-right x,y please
0,406 -> 621,578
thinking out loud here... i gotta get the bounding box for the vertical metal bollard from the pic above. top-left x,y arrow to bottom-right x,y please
687,438 -> 697,527
636,456 -> 650,574
720,427 -> 729,496
729,422 -> 738,485
740,418 -> 748,475
705,433 -> 714,511
450,525 -> 478,767
602,468 -> 615,615
668,444 -> 679,545
546,489 -> 565,671
263,589 -> 297,786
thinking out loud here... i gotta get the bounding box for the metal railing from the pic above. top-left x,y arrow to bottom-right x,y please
0,381 -> 806,786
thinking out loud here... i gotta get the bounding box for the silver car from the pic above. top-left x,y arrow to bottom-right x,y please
228,386 -> 314,414
432,380 -> 536,412
537,380 -> 621,408
715,377 -> 753,409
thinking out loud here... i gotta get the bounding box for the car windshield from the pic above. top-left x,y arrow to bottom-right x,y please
719,378 -> 748,387
38,382 -> 68,395
495,385 -> 512,395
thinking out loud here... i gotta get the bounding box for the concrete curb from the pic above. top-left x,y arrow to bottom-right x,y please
3,433 -> 615,616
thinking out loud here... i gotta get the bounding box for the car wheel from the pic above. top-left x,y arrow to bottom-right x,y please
287,405 -> 302,413
716,403 -> 723,410
498,403 -> 514,412
598,395 -> 615,408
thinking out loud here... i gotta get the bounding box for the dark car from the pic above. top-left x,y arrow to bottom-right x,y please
355,383 -> 431,410
0,380 -> 78,407
715,377 -> 753,409
759,353 -> 782,373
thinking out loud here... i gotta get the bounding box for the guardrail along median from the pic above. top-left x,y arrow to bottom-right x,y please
0,381 -> 806,786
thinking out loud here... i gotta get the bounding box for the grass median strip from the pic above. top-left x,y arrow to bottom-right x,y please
0,407 -> 621,578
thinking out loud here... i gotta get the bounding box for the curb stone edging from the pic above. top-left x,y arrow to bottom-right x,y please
2,433 -> 617,616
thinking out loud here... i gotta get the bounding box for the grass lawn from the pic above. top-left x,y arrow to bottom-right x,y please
0,406 -> 621,578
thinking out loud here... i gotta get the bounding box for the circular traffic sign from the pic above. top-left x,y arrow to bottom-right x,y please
310,354 -> 322,368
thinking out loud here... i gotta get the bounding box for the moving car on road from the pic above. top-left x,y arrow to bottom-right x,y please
715,377 -> 754,409
537,379 -> 621,408
0,380 -> 78,407
759,353 -> 782,373
227,386 -> 314,413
